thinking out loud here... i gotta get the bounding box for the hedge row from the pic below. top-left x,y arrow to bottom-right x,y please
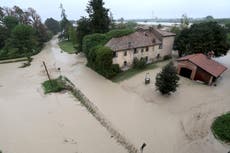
82,29 -> 134,78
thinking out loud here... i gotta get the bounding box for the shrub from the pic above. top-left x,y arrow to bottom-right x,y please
82,29 -> 135,57
106,29 -> 135,40
155,62 -> 180,95
87,45 -> 102,68
112,64 -> 121,73
42,77 -> 66,94
95,46 -> 116,78
133,57 -> 147,69
211,112 -> 230,143
163,55 -> 172,60
82,33 -> 107,57
81,29 -> 134,78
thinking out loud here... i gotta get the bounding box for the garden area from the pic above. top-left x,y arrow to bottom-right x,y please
211,112 -> 230,143
111,62 -> 158,82
58,40 -> 76,54
42,76 -> 66,94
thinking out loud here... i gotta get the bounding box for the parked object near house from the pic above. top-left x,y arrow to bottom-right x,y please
105,26 -> 175,69
177,53 -> 227,85
145,72 -> 150,84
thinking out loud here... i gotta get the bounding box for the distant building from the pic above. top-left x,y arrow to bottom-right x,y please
105,26 -> 176,69
177,53 -> 227,85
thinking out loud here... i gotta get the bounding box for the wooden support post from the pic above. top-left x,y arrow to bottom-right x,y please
42,61 -> 53,88
43,61 -> 51,81
208,76 -> 213,86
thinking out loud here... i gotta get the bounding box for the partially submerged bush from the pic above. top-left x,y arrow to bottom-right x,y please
133,57 -> 147,69
82,33 -> 107,57
94,46 -> 120,78
42,76 -> 66,94
163,55 -> 172,60
19,56 -> 33,68
212,112 -> 230,143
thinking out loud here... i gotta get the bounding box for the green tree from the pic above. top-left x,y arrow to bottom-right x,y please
59,3 -> 71,40
109,11 -> 115,29
82,33 -> 107,57
155,62 -> 179,95
205,15 -> 214,21
3,16 -> 19,33
174,28 -> 190,57
10,24 -> 36,55
27,7 -> 50,43
95,46 -> 116,78
226,23 -> 230,32
0,26 -> 8,48
45,18 -> 60,35
86,0 -> 111,33
180,14 -> 189,29
170,26 -> 180,35
68,26 -> 77,45
0,6 -> 49,59
76,17 -> 91,51
174,21 -> 229,57
125,21 -> 137,29
0,7 -> 4,22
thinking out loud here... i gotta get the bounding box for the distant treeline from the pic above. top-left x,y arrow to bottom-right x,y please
0,6 -> 53,60
121,17 -> 230,24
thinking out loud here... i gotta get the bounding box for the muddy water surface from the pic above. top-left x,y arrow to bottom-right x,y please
0,37 -> 126,153
0,36 -> 229,153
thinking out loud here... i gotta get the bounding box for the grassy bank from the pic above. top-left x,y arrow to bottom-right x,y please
0,57 -> 28,64
211,112 -> 230,143
111,63 -> 158,82
42,77 -> 66,94
58,40 -> 76,54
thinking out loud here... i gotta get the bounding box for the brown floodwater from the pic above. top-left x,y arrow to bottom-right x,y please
0,36 -> 229,153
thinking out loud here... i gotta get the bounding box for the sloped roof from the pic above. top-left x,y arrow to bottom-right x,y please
153,28 -> 176,37
177,53 -> 227,77
105,31 -> 161,51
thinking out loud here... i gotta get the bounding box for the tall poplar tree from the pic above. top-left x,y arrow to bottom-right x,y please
86,0 -> 110,33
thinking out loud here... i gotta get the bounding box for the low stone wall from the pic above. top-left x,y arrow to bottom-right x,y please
60,76 -> 139,153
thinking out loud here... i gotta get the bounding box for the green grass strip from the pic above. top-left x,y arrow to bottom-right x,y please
42,77 -> 66,94
58,40 -> 76,54
211,112 -> 230,143
111,63 -> 158,82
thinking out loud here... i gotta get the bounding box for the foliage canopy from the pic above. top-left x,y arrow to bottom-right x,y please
174,21 -> 229,57
0,6 -> 50,60
155,62 -> 180,95
212,112 -> 230,143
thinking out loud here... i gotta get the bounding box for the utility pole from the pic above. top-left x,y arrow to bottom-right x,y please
43,61 -> 51,81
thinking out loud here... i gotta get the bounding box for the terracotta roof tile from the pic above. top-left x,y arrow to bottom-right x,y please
153,28 -> 176,37
177,53 -> 227,77
105,31 -> 161,51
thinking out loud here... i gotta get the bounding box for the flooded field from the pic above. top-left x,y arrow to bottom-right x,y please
0,36 -> 229,153
0,37 -> 126,153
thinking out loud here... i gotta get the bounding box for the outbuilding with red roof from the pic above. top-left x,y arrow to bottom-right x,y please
177,53 -> 227,85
